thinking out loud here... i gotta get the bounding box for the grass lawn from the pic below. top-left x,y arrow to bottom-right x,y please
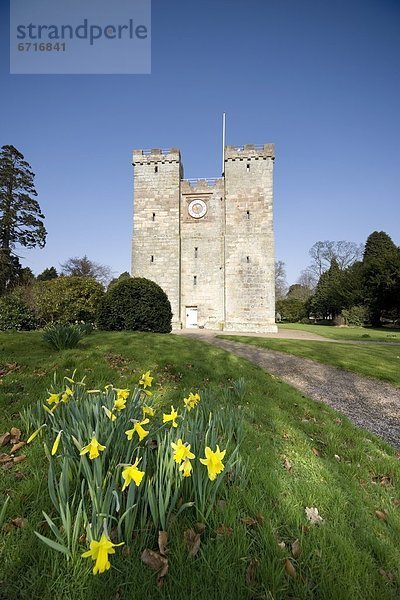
1,331 -> 400,600
278,322 -> 400,343
220,336 -> 400,388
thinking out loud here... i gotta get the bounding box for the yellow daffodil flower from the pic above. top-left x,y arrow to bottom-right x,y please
142,405 -> 155,418
121,458 -> 145,491
139,370 -> 153,389
183,392 -> 200,411
26,423 -> 46,444
163,406 -> 178,428
171,439 -> 195,464
47,393 -> 60,405
115,388 -> 130,401
113,397 -> 126,412
80,436 -> 106,460
61,387 -> 73,402
200,445 -> 226,481
102,406 -> 117,422
180,457 -> 193,477
51,430 -> 63,456
81,532 -> 124,575
125,418 -> 150,442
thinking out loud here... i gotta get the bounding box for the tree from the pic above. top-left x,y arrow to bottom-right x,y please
362,231 -> 400,326
308,240 -> 363,278
33,276 -> 104,325
60,255 -> 113,286
37,266 -> 58,281
276,298 -> 307,322
310,259 -> 346,320
275,260 -> 287,300
286,283 -> 313,302
297,267 -> 318,291
0,145 -> 46,293
108,271 -> 131,289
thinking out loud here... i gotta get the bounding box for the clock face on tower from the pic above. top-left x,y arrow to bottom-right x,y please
188,199 -> 207,219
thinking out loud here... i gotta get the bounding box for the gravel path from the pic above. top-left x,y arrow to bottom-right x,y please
180,330 -> 400,449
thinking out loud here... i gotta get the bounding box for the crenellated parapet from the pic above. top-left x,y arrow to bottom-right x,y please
224,144 -> 274,161
181,177 -> 223,194
132,148 -> 181,165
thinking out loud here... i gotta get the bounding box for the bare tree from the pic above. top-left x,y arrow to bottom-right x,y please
297,267 -> 318,291
60,255 -> 113,286
275,260 -> 287,300
308,241 -> 363,278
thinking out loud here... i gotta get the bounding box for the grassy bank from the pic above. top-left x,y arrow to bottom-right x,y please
220,336 -> 400,388
278,323 -> 400,342
1,331 -> 400,599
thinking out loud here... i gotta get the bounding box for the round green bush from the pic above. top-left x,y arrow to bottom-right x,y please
33,276 -> 104,325
0,292 -> 37,331
97,277 -> 172,333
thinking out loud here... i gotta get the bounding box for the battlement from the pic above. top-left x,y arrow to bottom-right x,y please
224,144 -> 274,161
181,177 -> 223,193
132,147 -> 181,165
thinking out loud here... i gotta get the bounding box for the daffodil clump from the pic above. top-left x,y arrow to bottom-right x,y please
22,370 -> 243,575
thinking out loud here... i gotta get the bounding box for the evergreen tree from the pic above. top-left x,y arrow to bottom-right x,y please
37,266 -> 58,281
0,145 -> 46,293
311,259 -> 345,319
362,231 -> 400,326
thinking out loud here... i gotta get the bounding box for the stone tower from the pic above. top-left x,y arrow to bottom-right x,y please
131,144 -> 277,333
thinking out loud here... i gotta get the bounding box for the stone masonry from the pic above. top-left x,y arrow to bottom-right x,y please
131,144 -> 277,332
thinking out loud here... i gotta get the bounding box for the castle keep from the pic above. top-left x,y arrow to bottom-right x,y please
131,144 -> 277,332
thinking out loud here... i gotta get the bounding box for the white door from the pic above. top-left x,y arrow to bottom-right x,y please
186,307 -> 198,328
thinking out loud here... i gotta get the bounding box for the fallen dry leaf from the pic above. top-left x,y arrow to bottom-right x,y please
2,461 -> 14,470
277,541 -> 286,550
194,522 -> 205,534
291,539 -> 301,559
0,432 -> 11,446
378,568 -> 394,582
1,522 -> 14,533
375,510 -> 387,521
285,558 -> 297,579
14,471 -> 24,481
10,428 -> 21,444
246,557 -> 259,587
184,528 -> 201,557
311,447 -> 320,457
240,516 -> 257,528
11,517 -> 26,528
305,507 -> 324,524
158,530 -> 168,556
215,525 -> 233,537
10,442 -> 25,454
0,453 -> 11,463
141,548 -> 169,588
283,456 -> 293,471
334,454 -> 341,461
13,455 -> 26,464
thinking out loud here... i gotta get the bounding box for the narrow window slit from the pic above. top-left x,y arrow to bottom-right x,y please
247,163 -> 250,172
246,210 -> 250,219
246,256 -> 250,263
154,165 -> 158,173
152,212 -> 155,221
151,255 -> 154,263
195,247 -> 198,258
193,276 -> 197,286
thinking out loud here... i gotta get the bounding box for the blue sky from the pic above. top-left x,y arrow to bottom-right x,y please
1,0 -> 399,284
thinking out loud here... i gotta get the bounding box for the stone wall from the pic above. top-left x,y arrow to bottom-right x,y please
180,178 -> 224,328
224,145 -> 277,332
131,149 -> 182,328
